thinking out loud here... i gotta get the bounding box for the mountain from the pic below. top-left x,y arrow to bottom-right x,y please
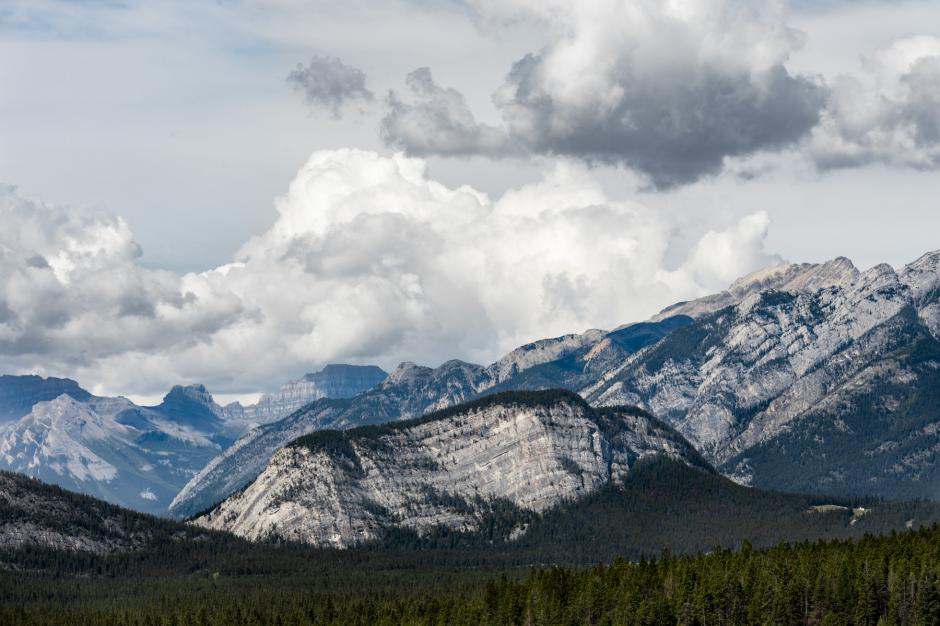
486,316 -> 692,393
6,459 -> 940,577
0,365 -> 387,516
649,257 -> 861,321
0,383 -> 240,515
585,251 -> 940,500
193,390 -> 710,546
0,470 -> 217,559
178,250 -> 940,517
194,389 -> 940,553
0,375 -> 91,425
223,364 -> 387,426
169,321 -> 681,518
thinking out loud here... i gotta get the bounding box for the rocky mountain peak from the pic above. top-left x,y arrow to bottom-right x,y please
385,361 -> 433,385
780,256 -> 859,293
727,261 -> 805,297
0,375 -> 92,424
899,249 -> 940,301
653,256 -> 864,322
162,384 -> 215,406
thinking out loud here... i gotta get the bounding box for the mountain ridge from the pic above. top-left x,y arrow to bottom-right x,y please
192,390 -> 714,546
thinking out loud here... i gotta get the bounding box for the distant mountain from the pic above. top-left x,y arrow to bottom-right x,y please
222,364 -> 387,426
0,375 -> 91,425
585,251 -> 940,500
0,365 -> 388,516
0,383 -> 238,514
169,321 -> 681,518
193,390 -> 711,546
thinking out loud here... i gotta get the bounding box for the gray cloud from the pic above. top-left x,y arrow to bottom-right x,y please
381,67 -> 509,156
287,56 -> 374,117
382,1 -> 826,189
495,56 -> 824,189
811,36 -> 940,171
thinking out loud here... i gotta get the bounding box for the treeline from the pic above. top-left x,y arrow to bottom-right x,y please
4,524 -> 940,625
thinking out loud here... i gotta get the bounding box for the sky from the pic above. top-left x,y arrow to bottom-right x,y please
1,0 -> 939,402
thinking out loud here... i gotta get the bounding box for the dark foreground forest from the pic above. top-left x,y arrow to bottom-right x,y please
2,523 -> 940,625
5,460 -> 940,625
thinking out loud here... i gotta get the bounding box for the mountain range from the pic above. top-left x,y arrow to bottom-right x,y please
0,365 -> 387,514
2,250 -> 939,532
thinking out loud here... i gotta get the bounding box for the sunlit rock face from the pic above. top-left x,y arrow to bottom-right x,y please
194,392 -> 707,547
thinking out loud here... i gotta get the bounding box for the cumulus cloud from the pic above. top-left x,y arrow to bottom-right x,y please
810,36 -> 940,171
0,185 -> 245,369
383,0 -> 825,188
287,56 -> 374,117
0,153 -> 779,396
381,67 -> 509,156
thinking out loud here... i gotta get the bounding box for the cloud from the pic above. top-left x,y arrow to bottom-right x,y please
287,56 -> 374,117
381,67 -> 509,156
810,35 -> 940,171
0,185 -> 245,368
384,0 -> 825,189
0,153 -> 779,396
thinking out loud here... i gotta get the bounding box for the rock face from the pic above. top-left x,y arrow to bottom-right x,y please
900,250 -> 940,341
169,321 -> 684,519
223,365 -> 387,426
585,253 -> 940,500
194,391 -> 708,547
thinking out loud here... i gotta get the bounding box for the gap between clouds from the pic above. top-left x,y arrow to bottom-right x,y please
0,152 -> 778,396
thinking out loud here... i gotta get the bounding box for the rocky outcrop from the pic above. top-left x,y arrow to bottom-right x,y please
900,250 -> 940,340
194,391 -> 708,547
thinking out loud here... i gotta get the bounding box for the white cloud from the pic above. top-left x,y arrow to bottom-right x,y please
810,35 -> 940,170
0,152 -> 779,396
0,185 -> 244,366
